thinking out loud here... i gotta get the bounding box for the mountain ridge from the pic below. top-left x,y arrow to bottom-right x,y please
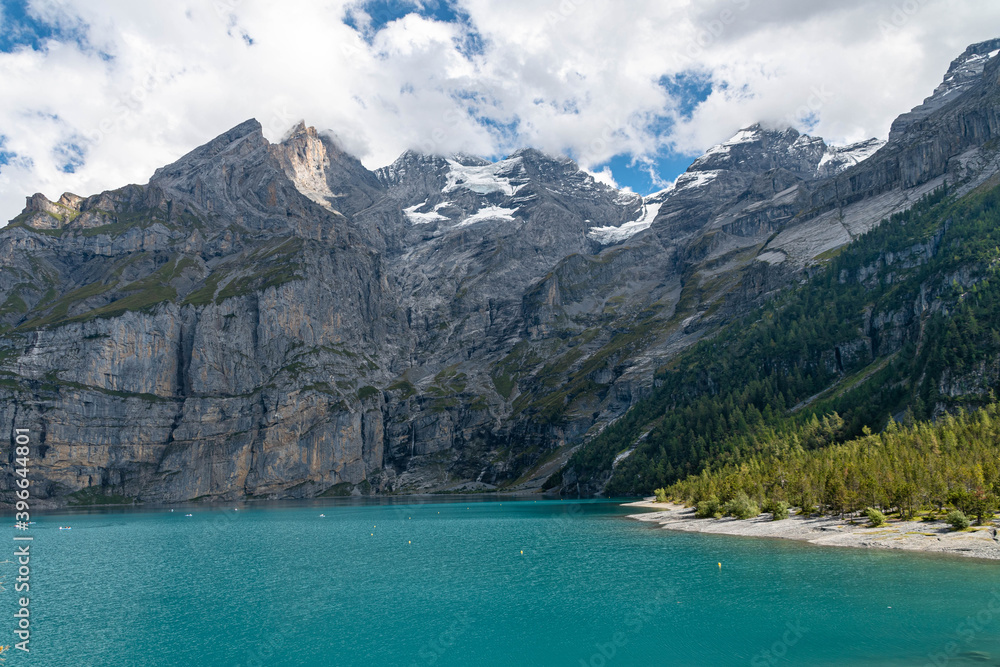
3,39 -> 1000,504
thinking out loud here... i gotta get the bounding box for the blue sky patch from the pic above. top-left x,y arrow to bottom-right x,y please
344,0 -> 485,56
345,1 -> 460,35
660,71 -> 714,120
595,153 -> 696,195
0,0 -> 90,54
478,116 -> 519,149
53,140 -> 85,174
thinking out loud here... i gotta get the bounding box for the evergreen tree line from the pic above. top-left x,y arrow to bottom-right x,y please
657,404 -> 1000,525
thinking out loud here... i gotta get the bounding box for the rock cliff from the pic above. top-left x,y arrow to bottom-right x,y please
3,40 -> 1000,503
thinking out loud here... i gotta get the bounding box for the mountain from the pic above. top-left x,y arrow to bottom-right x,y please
3,40 -> 1000,504
563,39 -> 1000,495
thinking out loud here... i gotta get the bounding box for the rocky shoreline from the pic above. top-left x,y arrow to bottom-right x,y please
625,500 -> 1000,561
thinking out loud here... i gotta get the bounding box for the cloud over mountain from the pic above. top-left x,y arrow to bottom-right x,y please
0,0 -> 998,221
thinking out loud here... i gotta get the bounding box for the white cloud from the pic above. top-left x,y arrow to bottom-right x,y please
586,166 -> 618,189
1,0 -> 999,222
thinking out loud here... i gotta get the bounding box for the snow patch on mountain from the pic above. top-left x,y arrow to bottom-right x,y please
674,169 -> 722,191
817,138 -> 885,176
404,201 -> 448,225
444,158 -> 527,196
697,126 -> 763,162
587,201 -> 663,245
454,205 -> 518,228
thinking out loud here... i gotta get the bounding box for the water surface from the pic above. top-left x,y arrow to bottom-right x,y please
10,498 -> 1000,666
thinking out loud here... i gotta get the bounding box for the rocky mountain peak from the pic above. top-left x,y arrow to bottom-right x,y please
151,118 -> 266,185
889,37 -> 1000,141
935,38 -> 1000,98
15,192 -> 75,230
147,118 -> 272,213
271,121 -> 344,215
270,121 -> 384,218
448,153 -> 491,167
688,124 -> 826,177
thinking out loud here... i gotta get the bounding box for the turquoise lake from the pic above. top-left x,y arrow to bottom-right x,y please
8,498 -> 1000,666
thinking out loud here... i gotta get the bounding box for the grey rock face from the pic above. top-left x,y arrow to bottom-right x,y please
2,40 -> 1000,503
889,37 -> 1000,141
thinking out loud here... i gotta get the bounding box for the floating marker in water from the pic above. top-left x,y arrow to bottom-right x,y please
409,541 -> 411,544
520,550 -> 523,555
718,562 -> 722,569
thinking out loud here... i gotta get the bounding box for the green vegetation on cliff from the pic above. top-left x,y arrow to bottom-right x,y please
568,182 -> 1000,496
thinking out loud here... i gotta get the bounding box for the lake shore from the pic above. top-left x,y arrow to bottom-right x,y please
625,500 -> 1000,560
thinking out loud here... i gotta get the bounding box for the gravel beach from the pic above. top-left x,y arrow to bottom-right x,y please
626,500 -> 1000,560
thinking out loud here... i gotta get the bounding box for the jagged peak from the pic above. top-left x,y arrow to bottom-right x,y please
277,121 -> 357,160
449,152 -> 491,167
203,118 -> 265,149
24,192 -> 77,213
889,37 -> 1000,141
699,123 -> 803,154
928,38 -> 1000,102
689,123 -> 820,178
506,147 -> 550,161
150,118 -> 266,186
941,38 -> 1000,81
280,120 -> 312,143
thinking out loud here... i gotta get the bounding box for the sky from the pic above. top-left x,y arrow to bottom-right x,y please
1,0 -> 1000,223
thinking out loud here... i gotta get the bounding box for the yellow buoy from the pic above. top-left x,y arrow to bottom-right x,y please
520,550 -> 523,555
718,562 -> 722,569
409,541 -> 411,544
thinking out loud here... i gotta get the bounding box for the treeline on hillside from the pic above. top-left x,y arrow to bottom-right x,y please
658,403 -> 1000,525
567,182 -> 1000,496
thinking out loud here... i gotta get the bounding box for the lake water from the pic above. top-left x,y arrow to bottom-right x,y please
8,498 -> 1000,666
